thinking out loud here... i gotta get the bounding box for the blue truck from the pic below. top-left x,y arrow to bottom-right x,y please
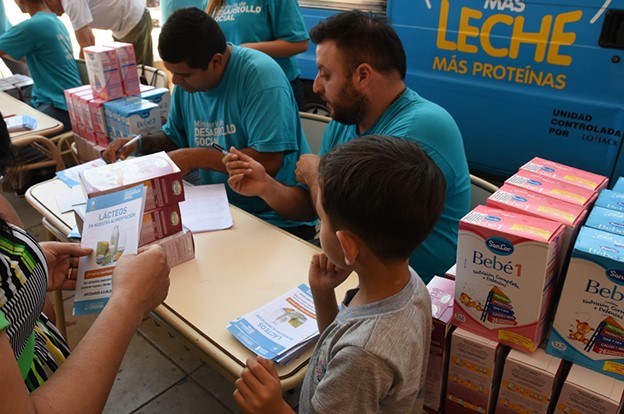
297,0 -> 624,183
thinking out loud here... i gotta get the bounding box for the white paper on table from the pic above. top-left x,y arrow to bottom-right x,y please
179,183 -> 233,232
55,158 -> 106,187
56,185 -> 87,213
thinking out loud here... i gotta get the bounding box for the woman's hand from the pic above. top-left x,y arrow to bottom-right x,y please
41,242 -> 92,291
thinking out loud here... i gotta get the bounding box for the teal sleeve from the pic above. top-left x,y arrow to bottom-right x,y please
0,308 -> 8,331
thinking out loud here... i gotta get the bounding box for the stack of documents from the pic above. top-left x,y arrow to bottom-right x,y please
227,284 -> 319,365
5,114 -> 37,132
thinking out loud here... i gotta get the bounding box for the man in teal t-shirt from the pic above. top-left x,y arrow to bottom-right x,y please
223,11 -> 471,283
0,0 -> 81,131
103,8 -> 315,239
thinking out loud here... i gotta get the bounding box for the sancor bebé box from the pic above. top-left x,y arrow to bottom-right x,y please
595,189 -> 624,213
79,152 -> 185,212
505,170 -> 597,209
83,45 -> 123,101
546,226 -> 624,381
520,157 -> 608,192
454,205 -> 564,353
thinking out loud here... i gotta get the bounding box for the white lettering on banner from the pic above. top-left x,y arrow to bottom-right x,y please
193,120 -> 237,147
215,2 -> 262,22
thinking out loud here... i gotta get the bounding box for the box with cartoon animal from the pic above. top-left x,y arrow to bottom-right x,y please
454,205 -> 564,353
546,226 -> 624,380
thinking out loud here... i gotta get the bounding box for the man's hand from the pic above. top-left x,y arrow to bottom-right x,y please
309,252 -> 351,295
41,242 -> 92,291
102,138 -> 135,163
223,147 -> 270,197
109,245 -> 170,319
295,154 -> 321,186
234,356 -> 294,414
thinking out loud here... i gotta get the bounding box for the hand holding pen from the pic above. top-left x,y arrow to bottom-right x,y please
211,142 -> 229,155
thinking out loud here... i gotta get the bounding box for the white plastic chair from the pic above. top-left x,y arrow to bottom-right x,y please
300,112 -> 330,154
469,173 -> 499,209
137,64 -> 169,89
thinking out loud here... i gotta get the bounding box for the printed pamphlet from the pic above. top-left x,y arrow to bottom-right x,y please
228,284 -> 319,365
73,185 -> 146,315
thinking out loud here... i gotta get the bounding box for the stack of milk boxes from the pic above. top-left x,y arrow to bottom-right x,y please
423,157 -> 624,414
64,42 -> 170,148
77,152 -> 194,268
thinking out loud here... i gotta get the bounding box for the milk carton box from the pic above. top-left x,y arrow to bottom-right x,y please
103,96 -> 160,140
585,206 -> 624,237
505,170 -> 597,209
547,227 -> 624,380
487,184 -> 588,277
84,46 -> 123,101
612,177 -> 624,193
140,87 -> 170,123
88,97 -> 107,133
79,152 -> 185,212
454,205 -> 564,353
64,84 -> 92,127
553,364 -> 624,414
595,189 -> 624,213
520,157 -> 608,192
425,276 -> 456,413
446,328 -> 509,414
495,348 -> 568,414
104,42 -> 140,96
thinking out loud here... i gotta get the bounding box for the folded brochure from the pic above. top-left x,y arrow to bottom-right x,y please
73,185 -> 146,315
227,284 -> 319,365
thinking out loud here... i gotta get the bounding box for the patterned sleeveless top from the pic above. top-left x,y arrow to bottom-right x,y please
0,222 -> 71,391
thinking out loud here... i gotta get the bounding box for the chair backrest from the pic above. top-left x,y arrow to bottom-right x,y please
75,59 -> 90,85
137,64 -> 169,89
470,173 -> 499,210
300,112 -> 330,154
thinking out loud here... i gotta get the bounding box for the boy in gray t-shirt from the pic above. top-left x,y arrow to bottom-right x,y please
233,135 -> 444,413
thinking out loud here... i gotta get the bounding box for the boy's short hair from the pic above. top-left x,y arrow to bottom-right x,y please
158,7 -> 226,70
309,10 -> 407,79
318,135 -> 446,262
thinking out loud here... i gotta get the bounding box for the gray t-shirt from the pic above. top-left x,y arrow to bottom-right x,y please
299,268 -> 432,413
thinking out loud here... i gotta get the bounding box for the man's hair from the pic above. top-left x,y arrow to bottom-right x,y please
158,7 -> 226,70
318,135 -> 445,262
310,10 -> 406,79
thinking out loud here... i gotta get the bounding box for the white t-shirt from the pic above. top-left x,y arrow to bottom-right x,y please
61,0 -> 144,38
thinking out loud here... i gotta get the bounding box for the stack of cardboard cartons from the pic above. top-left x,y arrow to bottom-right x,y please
77,152 -> 194,268
443,157 -> 617,413
64,42 -> 170,160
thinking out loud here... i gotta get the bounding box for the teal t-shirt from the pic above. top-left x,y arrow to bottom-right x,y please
320,89 -> 471,283
0,1 -> 10,35
215,0 -> 308,81
0,12 -> 81,110
163,45 -> 313,229
161,0 -> 208,24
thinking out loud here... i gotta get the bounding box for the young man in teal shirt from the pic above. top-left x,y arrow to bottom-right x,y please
0,0 -> 81,131
224,11 -> 471,283
104,8 -> 315,239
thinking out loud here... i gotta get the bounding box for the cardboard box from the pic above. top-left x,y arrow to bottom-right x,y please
520,157 -> 608,192
103,96 -> 161,140
143,227 -> 195,268
505,170 -> 598,209
446,328 -> 509,414
454,205 -> 564,353
79,152 -> 185,212
547,227 -> 624,381
140,87 -> 170,123
73,133 -> 104,164
487,184 -> 588,277
445,264 -> 456,280
612,177 -> 624,193
104,42 -> 140,96
425,276 -> 456,413
139,203 -> 183,246
84,45 -> 123,101
553,364 -> 624,414
585,206 -> 624,237
595,189 -> 624,213
496,348 -> 568,414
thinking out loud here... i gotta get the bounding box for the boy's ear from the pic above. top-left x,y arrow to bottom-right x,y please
336,230 -> 358,266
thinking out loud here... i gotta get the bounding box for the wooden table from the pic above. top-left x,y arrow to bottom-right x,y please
0,90 -> 64,139
26,178 -> 356,389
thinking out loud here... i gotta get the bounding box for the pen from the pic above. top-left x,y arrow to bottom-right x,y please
211,142 -> 229,155
116,134 -> 142,153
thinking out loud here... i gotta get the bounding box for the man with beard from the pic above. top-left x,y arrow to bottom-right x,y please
224,10 -> 470,283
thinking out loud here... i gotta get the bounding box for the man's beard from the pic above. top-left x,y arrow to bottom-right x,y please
329,84 -> 368,126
